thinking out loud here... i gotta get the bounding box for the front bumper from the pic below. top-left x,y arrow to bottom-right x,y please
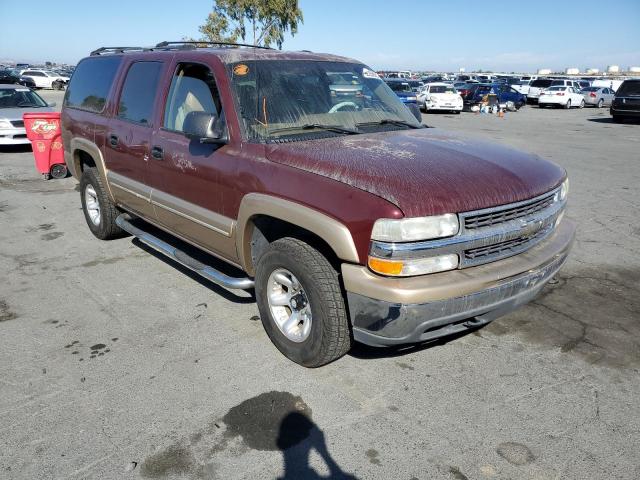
0,127 -> 29,145
343,219 -> 575,346
427,103 -> 463,111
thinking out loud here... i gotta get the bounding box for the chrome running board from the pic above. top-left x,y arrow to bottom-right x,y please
116,214 -> 254,290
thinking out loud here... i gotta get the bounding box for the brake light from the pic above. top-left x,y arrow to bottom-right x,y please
590,92 -> 596,97
557,93 -> 565,96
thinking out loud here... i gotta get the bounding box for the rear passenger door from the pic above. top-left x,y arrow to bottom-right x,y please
106,60 -> 164,220
148,61 -> 239,262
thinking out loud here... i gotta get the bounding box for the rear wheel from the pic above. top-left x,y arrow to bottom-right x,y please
255,237 -> 352,367
80,167 -> 124,240
597,99 -> 604,108
565,100 -> 571,109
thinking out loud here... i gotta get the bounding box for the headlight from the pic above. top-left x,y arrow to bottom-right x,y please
0,119 -> 12,129
371,214 -> 459,242
559,178 -> 569,201
407,96 -> 417,101
368,254 -> 459,276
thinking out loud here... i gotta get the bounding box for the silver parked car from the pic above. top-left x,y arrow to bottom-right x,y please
0,84 -> 55,145
581,86 -> 615,108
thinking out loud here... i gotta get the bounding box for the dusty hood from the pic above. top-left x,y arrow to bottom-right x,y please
265,128 -> 565,217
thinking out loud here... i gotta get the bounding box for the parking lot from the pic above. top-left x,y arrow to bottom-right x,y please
1,89 -> 639,479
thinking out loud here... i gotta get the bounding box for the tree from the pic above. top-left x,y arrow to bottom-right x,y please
199,0 -> 303,49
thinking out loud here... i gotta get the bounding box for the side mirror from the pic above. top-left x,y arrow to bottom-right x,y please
182,111 -> 227,144
48,102 -> 57,107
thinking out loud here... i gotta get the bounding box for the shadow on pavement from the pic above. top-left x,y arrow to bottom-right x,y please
277,412 -> 358,480
587,116 -> 640,124
348,327 -> 483,360
131,235 -> 256,305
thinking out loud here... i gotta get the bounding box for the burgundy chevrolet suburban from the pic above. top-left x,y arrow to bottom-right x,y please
61,41 -> 575,367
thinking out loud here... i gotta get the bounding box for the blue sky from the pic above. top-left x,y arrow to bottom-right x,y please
1,0 -> 639,72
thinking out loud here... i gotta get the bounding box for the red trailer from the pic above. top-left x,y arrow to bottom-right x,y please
23,111 -> 67,179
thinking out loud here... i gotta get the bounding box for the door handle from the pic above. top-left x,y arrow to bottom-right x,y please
151,146 -> 164,160
109,134 -> 118,147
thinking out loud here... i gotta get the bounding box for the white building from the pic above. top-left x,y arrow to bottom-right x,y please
607,65 -> 620,73
565,67 -> 580,75
586,68 -> 600,74
629,66 -> 640,73
537,68 -> 552,75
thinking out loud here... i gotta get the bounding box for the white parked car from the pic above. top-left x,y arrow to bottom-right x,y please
19,69 -> 69,89
538,86 -> 585,109
417,83 -> 463,113
0,85 -> 55,145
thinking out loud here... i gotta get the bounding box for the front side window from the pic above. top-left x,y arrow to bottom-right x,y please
118,61 -> 163,125
163,63 -> 222,133
228,60 -> 420,142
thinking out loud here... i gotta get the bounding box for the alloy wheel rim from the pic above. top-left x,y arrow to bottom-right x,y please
84,184 -> 101,226
267,268 -> 312,343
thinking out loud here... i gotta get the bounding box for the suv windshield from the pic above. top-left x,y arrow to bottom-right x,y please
0,87 -> 47,108
228,60 -> 421,142
616,81 -> 640,96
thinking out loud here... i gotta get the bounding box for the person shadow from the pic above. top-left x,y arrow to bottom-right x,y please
276,412 -> 359,480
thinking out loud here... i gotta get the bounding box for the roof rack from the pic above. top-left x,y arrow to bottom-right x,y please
90,41 -> 273,56
154,41 -> 273,50
90,46 -> 150,56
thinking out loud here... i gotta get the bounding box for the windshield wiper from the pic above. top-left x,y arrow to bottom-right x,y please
268,123 -> 360,135
356,118 -> 423,129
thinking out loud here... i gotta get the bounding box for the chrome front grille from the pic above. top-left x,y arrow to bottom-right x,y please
464,224 -> 552,261
464,192 -> 555,230
369,185 -> 566,270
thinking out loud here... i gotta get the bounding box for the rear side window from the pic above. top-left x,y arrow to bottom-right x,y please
531,80 -> 553,87
117,62 -> 163,125
64,57 -> 121,113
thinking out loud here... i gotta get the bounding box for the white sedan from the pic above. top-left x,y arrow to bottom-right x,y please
538,86 -> 585,109
19,69 -> 70,89
417,83 -> 463,113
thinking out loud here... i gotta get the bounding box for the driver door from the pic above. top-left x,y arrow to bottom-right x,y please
148,61 -> 238,262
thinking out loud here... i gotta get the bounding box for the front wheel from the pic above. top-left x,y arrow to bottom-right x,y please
255,237 -> 352,367
597,99 -> 604,108
80,167 -> 124,240
565,100 -> 571,109
579,99 -> 585,109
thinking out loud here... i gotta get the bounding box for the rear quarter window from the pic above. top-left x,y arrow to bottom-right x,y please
64,56 -> 122,113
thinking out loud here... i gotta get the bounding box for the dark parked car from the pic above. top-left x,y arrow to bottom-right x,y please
383,78 -> 422,120
60,41 -> 574,367
463,83 -> 527,109
611,79 -> 640,122
0,69 -> 36,88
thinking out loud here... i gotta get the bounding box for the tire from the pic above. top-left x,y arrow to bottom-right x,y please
79,167 -> 124,240
613,115 -> 624,124
454,110 -> 461,114
597,99 -> 604,108
579,99 -> 585,109
255,237 -> 352,367
565,100 -> 571,109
